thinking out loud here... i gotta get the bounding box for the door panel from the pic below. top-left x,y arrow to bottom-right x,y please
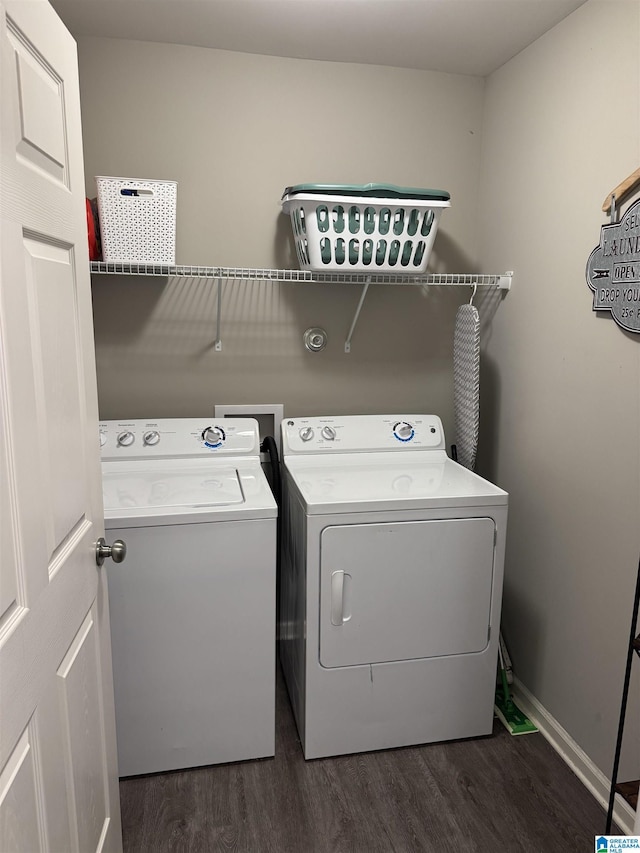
320,518 -> 495,668
0,409 -> 23,635
0,724 -> 44,852
23,236 -> 86,555
7,18 -> 67,184
57,607 -> 110,853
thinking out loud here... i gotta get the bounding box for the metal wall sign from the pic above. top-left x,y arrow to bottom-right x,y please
587,197 -> 640,333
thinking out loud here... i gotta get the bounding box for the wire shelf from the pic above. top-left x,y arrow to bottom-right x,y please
89,262 -> 512,353
90,262 -> 512,290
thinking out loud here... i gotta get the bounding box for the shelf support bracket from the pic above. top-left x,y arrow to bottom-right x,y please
214,277 -> 222,351
344,276 -> 371,353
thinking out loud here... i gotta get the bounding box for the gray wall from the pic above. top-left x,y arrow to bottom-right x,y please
79,37 -> 485,431
477,0 -> 640,782
78,2 -> 639,790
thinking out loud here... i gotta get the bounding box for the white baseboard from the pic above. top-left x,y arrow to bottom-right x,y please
513,677 -> 636,836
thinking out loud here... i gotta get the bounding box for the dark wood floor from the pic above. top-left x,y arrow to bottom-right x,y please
120,668 -> 612,852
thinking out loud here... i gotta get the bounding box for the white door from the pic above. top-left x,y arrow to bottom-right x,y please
0,2 -> 122,851
319,518 -> 496,668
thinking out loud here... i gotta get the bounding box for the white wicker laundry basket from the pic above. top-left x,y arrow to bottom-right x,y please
96,176 -> 177,264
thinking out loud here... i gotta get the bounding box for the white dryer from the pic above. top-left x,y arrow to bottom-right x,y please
280,414 -> 508,760
101,418 -> 277,776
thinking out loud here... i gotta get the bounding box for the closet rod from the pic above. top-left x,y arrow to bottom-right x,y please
602,167 -> 640,214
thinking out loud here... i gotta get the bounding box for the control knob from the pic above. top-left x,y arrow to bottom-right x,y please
202,425 -> 225,447
117,431 -> 135,447
393,421 -> 414,442
143,430 -> 160,446
321,426 -> 336,441
299,427 -> 314,442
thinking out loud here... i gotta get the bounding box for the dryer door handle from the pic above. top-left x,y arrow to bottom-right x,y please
330,570 -> 352,626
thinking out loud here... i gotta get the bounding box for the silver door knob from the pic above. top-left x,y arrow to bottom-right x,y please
95,537 -> 127,567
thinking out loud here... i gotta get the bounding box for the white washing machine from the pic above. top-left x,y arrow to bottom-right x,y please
280,414 -> 508,760
100,418 -> 277,776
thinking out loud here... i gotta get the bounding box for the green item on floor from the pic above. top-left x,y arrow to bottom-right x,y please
495,646 -> 538,736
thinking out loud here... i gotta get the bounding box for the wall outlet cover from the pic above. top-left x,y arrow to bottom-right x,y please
214,404 -> 284,453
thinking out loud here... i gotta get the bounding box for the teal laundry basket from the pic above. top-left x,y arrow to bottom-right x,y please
281,183 -> 450,273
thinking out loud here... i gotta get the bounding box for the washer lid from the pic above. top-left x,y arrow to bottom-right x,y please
102,465 -> 244,512
284,455 -> 508,514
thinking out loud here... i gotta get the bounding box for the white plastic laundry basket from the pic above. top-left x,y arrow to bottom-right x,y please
96,176 -> 177,264
282,183 -> 450,273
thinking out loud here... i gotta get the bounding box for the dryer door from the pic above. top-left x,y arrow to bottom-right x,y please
319,518 -> 495,668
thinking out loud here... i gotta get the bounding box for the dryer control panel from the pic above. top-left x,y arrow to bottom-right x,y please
100,418 -> 260,459
282,414 -> 446,455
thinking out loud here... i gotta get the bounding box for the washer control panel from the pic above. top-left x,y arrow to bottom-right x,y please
100,418 -> 260,459
282,415 -> 445,455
